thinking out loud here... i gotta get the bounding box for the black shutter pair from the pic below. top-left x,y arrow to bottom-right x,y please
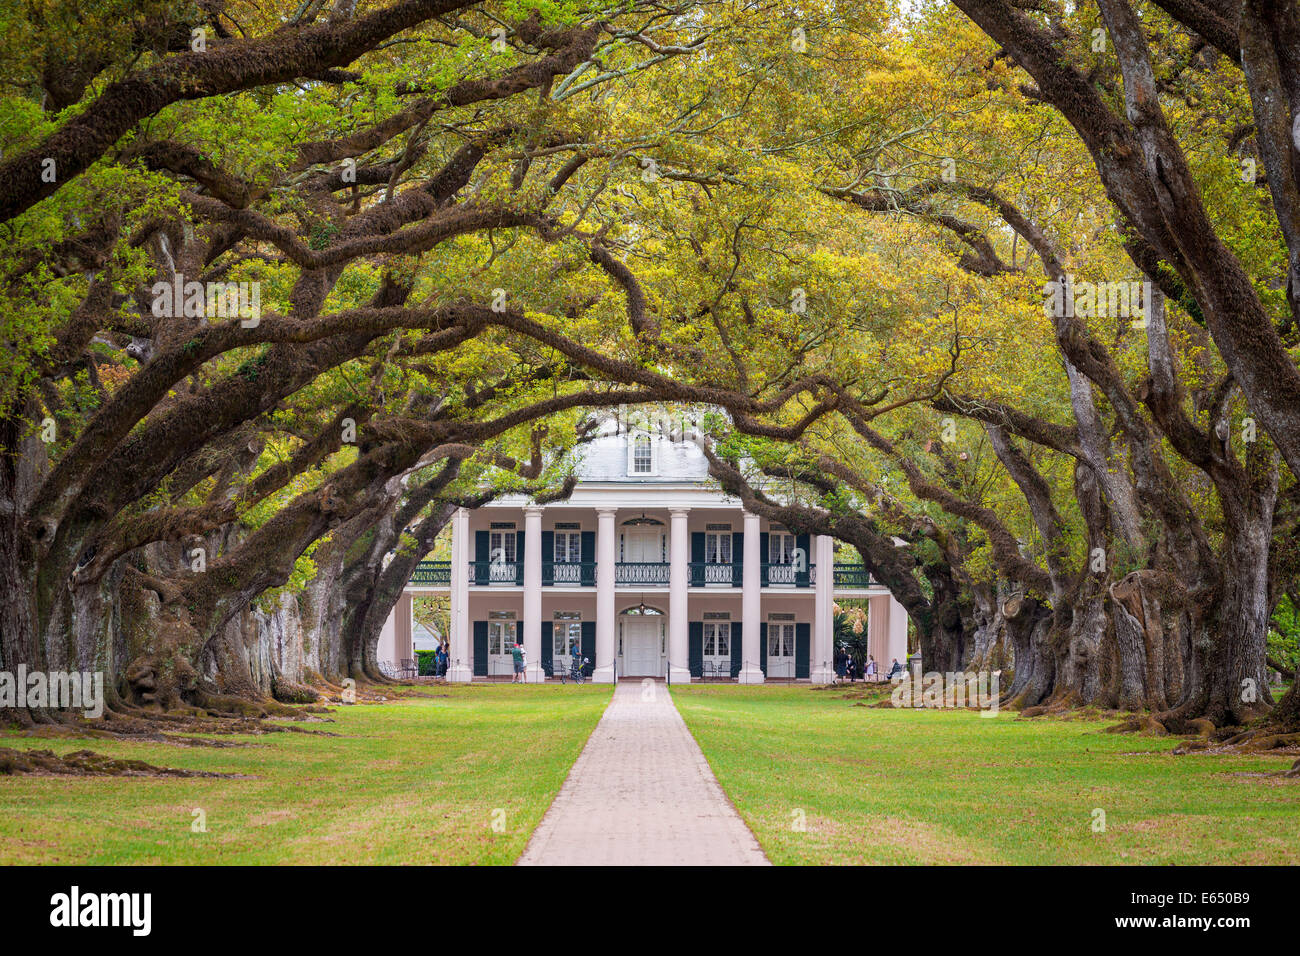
690,532 -> 705,585
731,532 -> 744,587
541,621 -> 553,676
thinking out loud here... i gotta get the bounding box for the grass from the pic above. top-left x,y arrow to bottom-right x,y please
671,683 -> 1300,865
0,684 -> 611,864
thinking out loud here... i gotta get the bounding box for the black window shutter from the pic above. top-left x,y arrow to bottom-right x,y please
541,530 -> 554,585
796,533 -> 811,587
581,621 -> 596,676
515,530 -> 525,585
688,622 -> 704,677
796,622 -> 811,678
580,532 -> 596,586
759,531 -> 769,585
731,532 -> 744,587
474,530 -> 489,585
541,622 -> 553,676
730,621 -> 743,678
473,621 -> 488,676
760,622 -> 768,673
691,532 -> 705,585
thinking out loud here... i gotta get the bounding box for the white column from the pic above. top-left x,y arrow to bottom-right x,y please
887,590 -> 909,670
447,507 -> 473,682
738,511 -> 764,683
593,507 -> 617,683
668,507 -> 691,683
523,505 -> 546,682
811,534 -> 836,684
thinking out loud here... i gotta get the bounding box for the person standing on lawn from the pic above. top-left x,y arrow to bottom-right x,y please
511,641 -> 525,683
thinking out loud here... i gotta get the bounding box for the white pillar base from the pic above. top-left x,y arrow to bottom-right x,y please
591,664 -> 617,684
524,664 -> 547,683
736,664 -> 765,685
810,664 -> 836,685
667,665 -> 693,685
446,664 -> 474,683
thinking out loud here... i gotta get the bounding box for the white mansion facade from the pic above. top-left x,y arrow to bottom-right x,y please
379,426 -> 908,682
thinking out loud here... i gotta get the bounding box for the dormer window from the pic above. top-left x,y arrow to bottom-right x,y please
629,432 -> 655,475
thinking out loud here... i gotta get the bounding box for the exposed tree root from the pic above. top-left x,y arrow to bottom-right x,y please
0,746 -> 248,778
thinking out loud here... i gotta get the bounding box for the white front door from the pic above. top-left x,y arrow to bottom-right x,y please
767,622 -> 795,678
622,618 -> 661,677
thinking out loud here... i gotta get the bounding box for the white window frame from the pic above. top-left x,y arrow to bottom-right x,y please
769,532 -> 796,564
767,613 -> 796,677
488,525 -> 516,566
704,526 -> 732,564
553,529 -> 582,564
703,621 -> 731,663
487,612 -> 518,674
628,432 -> 656,476
553,611 -> 582,660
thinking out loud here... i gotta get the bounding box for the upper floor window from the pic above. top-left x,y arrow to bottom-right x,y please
629,433 -> 654,475
769,532 -> 796,565
488,525 -> 516,564
704,525 -> 732,564
554,529 -> 581,563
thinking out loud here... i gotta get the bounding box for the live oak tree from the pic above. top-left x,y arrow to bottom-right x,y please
2,0 -> 1297,749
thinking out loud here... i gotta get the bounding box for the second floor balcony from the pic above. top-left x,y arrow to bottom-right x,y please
409,559 -> 874,589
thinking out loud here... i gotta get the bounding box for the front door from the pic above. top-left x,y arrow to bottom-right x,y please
622,618 -> 661,677
767,622 -> 795,678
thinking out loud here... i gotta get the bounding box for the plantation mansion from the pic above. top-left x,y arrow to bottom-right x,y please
380,425 -> 907,682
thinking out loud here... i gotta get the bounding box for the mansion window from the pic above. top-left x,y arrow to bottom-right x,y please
629,433 -> 654,475
554,523 -> 581,564
768,613 -> 795,658
703,622 -> 731,659
769,531 -> 796,564
704,523 -> 732,564
553,611 -> 581,657
488,522 -> 516,565
487,610 -> 517,655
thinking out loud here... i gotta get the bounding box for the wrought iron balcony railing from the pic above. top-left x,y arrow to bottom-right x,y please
408,559 -> 873,589
544,561 -> 596,586
615,561 -> 671,585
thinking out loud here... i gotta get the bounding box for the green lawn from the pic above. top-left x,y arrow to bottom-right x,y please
672,683 -> 1300,865
0,684 -> 611,864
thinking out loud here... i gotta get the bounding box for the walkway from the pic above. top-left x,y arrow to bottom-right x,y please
517,680 -> 770,866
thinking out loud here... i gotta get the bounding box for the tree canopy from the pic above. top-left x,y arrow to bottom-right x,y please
2,0 -> 1299,739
